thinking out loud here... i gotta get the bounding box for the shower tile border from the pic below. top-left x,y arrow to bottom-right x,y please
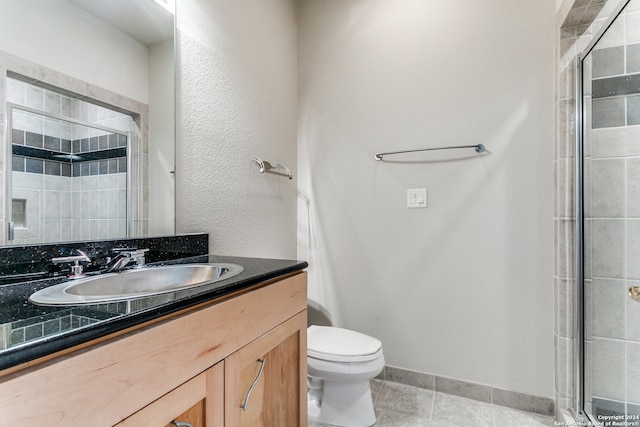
379,365 -> 555,417
592,74 -> 640,99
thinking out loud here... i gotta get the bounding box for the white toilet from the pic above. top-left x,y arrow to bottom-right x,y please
307,325 -> 385,427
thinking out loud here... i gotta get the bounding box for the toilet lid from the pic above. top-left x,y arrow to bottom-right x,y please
307,326 -> 383,363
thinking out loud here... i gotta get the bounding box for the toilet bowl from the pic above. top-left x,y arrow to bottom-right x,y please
307,325 -> 385,427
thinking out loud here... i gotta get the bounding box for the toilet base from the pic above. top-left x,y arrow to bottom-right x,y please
309,379 -> 377,427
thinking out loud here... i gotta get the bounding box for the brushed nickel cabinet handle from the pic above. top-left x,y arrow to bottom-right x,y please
630,286 -> 640,303
240,358 -> 266,411
171,421 -> 194,427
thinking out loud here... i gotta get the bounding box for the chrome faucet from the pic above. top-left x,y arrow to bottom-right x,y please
104,249 -> 149,273
52,250 -> 91,279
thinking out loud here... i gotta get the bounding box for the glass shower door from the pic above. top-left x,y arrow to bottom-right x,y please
580,0 -> 640,422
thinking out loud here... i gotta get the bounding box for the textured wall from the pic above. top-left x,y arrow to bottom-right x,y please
298,0 -> 555,398
175,0 -> 298,258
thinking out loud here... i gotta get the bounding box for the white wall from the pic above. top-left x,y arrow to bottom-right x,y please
0,0 -> 150,103
175,0 -> 298,258
149,40 -> 175,236
298,0 -> 556,398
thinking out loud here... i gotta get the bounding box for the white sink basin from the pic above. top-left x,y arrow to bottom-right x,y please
29,263 -> 244,306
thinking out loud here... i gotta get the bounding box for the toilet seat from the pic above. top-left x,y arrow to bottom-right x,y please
308,325 -> 382,363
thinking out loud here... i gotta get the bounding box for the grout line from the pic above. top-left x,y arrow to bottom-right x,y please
490,401 -> 497,427
428,389 -> 435,427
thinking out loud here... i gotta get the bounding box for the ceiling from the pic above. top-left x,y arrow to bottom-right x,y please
68,0 -> 174,46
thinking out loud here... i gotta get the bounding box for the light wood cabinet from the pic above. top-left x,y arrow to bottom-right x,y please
166,401 -> 205,427
0,272 -> 307,427
116,363 -> 223,427
225,313 -> 306,427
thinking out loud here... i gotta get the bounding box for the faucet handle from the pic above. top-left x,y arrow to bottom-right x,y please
111,248 -> 148,257
111,247 -> 138,253
68,260 -> 85,279
51,254 -> 91,264
124,248 -> 149,267
51,252 -> 91,279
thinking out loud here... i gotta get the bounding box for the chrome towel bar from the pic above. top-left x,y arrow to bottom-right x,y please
252,155 -> 293,180
374,144 -> 486,161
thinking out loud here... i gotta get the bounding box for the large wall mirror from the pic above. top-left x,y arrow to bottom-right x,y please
0,0 -> 175,246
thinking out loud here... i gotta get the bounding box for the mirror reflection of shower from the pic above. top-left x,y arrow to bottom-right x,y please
5,75 -> 139,245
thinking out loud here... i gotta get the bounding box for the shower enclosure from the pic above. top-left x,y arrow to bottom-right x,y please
577,0 -> 640,422
3,75 -> 140,245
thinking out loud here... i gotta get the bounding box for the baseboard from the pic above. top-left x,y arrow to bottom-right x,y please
557,409 -> 578,424
378,365 -> 555,417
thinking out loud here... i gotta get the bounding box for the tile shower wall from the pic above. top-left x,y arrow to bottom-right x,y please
6,77 -> 130,244
583,0 -> 640,416
555,0 -> 638,418
0,49 -> 151,245
9,171 -> 128,244
556,0 -> 609,418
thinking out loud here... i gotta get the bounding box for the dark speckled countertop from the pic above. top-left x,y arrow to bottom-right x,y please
0,254 -> 307,371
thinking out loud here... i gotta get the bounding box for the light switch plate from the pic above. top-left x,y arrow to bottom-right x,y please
407,188 -> 427,208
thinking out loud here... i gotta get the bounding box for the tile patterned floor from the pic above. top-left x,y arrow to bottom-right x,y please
309,380 -> 555,427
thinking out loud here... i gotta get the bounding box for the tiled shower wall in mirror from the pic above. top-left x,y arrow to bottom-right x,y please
7,77 -> 131,244
0,51 -> 149,246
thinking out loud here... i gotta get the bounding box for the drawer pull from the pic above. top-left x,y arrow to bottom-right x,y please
240,358 -> 266,411
630,286 -> 640,302
171,422 -> 194,427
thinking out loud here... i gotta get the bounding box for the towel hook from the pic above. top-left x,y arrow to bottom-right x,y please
251,156 -> 293,180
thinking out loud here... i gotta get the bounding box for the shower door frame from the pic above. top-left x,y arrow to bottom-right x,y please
574,0 -> 631,421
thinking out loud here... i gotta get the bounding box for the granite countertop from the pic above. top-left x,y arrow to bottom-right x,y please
0,254 -> 307,371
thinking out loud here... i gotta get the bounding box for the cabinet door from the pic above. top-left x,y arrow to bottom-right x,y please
164,401 -> 204,427
115,362 -> 224,427
225,311 -> 307,427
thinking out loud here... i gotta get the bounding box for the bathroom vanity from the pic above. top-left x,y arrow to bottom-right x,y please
0,252 -> 308,426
